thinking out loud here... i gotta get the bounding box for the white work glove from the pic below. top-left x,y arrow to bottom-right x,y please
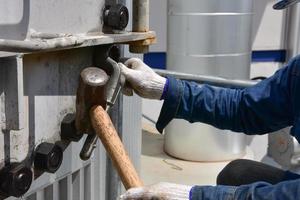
119,58 -> 167,99
119,182 -> 192,200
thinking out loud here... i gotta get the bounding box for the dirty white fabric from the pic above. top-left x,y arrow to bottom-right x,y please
119,182 -> 191,200
119,58 -> 166,99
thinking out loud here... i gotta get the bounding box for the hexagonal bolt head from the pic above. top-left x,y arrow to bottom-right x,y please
103,4 -> 129,30
34,143 -> 63,173
61,113 -> 83,142
0,164 -> 33,198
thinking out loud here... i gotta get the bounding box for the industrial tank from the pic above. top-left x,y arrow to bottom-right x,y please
165,0 -> 253,161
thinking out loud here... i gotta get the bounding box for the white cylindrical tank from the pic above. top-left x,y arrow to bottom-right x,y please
166,0 -> 253,161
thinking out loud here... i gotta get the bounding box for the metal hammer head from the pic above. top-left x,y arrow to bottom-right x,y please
75,67 -> 109,134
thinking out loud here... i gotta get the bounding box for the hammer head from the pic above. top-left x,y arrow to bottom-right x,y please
75,67 -> 109,134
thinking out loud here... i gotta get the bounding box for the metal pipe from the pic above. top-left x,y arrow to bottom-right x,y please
0,37 -> 84,52
142,114 -> 156,124
155,69 -> 257,88
129,0 -> 150,53
132,0 -> 149,32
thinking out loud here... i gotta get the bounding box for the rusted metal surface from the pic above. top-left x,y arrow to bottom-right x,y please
127,37 -> 156,46
0,48 -> 97,197
130,0 -> 150,53
0,55 -> 25,130
0,0 -> 147,198
132,0 -> 149,32
75,67 -> 109,135
0,37 -> 84,52
0,31 -> 156,53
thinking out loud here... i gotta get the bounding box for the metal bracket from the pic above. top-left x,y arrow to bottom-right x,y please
0,55 -> 25,130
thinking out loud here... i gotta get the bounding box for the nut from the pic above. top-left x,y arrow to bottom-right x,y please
0,164 -> 33,197
61,113 -> 83,142
34,143 -> 63,173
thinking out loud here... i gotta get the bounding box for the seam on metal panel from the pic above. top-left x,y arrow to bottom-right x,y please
181,52 -> 251,58
169,12 -> 254,16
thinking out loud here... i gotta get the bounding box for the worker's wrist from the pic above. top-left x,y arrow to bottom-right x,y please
160,77 -> 169,100
189,186 -> 195,200
189,185 -> 237,200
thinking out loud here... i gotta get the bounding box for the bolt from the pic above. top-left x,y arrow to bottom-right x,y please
103,4 -> 129,30
15,172 -> 31,192
49,148 -> 61,167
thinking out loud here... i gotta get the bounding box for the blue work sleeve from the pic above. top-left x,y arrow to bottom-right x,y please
190,179 -> 300,200
189,185 -> 237,200
156,56 -> 300,135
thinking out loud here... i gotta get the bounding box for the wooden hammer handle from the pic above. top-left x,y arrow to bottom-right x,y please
90,105 -> 143,189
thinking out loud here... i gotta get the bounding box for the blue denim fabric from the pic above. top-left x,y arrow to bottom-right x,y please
191,179 -> 300,200
156,55 -> 300,199
156,55 -> 300,138
190,185 -> 237,200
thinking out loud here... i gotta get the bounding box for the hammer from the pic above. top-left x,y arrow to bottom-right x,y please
75,67 -> 143,189
78,56 -> 124,161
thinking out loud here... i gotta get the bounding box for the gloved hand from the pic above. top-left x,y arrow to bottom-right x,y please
119,58 -> 167,99
119,182 -> 192,200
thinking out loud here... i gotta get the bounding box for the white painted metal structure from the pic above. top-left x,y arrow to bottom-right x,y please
0,0 -> 145,199
165,0 -> 253,161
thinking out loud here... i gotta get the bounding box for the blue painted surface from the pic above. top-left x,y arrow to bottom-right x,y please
144,52 -> 166,69
252,50 -> 286,63
144,50 -> 287,69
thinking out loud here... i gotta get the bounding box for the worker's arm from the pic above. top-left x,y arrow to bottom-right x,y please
120,56 -> 300,136
120,179 -> 300,200
155,56 -> 300,136
191,178 -> 300,200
